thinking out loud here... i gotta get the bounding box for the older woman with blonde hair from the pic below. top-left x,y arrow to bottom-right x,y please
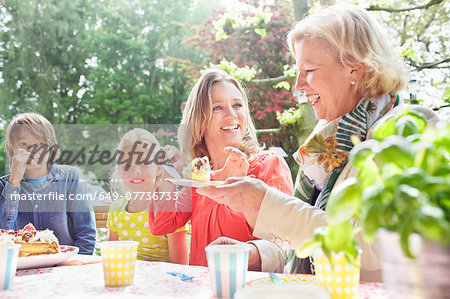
149,68 -> 294,271
197,4 -> 438,281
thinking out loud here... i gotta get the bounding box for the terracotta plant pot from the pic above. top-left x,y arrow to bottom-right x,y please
377,230 -> 450,299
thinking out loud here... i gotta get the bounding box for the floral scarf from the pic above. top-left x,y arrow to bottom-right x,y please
285,93 -> 398,274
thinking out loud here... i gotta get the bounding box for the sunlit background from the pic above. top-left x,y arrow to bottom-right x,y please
0,0 -> 448,181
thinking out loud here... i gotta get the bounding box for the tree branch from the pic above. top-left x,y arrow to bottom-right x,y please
367,0 -> 443,12
225,20 -> 291,36
409,57 -> 450,71
248,75 -> 291,87
256,128 -> 280,134
433,104 -> 450,111
248,56 -> 449,87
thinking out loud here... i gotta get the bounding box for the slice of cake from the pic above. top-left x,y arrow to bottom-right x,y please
0,232 -> 15,245
1,223 -> 61,257
191,156 -> 211,183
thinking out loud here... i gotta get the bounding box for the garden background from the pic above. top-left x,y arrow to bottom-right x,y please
0,0 -> 448,186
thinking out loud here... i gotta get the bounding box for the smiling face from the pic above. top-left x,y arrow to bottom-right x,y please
294,38 -> 362,121
203,80 -> 247,158
119,144 -> 160,193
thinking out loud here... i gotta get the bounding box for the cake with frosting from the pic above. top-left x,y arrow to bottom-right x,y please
0,223 -> 61,257
0,232 -> 15,245
191,156 -> 211,183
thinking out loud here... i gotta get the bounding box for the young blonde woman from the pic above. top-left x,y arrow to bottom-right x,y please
149,69 -> 294,271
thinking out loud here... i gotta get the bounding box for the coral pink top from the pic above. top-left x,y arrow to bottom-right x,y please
148,150 -> 293,266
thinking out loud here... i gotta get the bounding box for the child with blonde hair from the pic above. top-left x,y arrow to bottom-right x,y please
107,128 -> 188,263
0,113 -> 96,254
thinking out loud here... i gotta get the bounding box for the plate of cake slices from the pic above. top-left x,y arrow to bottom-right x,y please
17,245 -> 79,269
165,178 -> 225,188
0,223 -> 79,269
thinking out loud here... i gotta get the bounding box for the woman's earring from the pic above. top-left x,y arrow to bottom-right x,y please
350,81 -> 356,85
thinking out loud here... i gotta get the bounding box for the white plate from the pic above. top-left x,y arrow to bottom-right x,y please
234,284 -> 330,299
165,178 -> 224,188
17,245 -> 79,270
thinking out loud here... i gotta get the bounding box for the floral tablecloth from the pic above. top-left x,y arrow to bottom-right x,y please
2,255 -> 386,298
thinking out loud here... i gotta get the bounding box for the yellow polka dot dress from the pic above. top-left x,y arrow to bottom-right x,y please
107,209 -> 184,262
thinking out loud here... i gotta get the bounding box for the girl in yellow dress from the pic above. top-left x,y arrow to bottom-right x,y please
107,128 -> 188,264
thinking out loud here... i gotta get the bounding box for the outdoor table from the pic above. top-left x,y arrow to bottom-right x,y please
4,254 -> 386,298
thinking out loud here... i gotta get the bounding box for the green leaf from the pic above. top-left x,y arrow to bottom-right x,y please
324,222 -> 354,252
374,109 -> 428,141
374,115 -> 397,141
395,115 -> 420,137
398,215 -> 415,258
349,139 -> 378,168
406,112 -> 427,132
296,239 -> 322,258
275,81 -> 291,90
322,246 -> 333,268
431,123 -> 450,150
282,65 -> 296,78
360,200 -> 383,242
343,239 -> 361,268
414,205 -> 449,243
393,185 -> 422,213
357,159 -> 379,189
396,184 -> 421,200
254,28 -> 266,38
326,178 -> 361,225
213,59 -> 256,81
312,226 -> 327,242
374,135 -> 414,169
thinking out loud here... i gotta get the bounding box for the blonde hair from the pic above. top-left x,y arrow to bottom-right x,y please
110,128 -> 163,197
287,4 -> 409,98
178,68 -> 261,160
5,113 -> 58,168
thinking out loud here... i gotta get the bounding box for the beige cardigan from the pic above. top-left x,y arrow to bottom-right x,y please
252,105 -> 439,281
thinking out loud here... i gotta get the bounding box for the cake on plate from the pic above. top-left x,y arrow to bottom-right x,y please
0,223 -> 61,257
191,156 -> 211,182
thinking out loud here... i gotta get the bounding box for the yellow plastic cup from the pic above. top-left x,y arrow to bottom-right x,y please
313,251 -> 361,299
100,241 -> 139,287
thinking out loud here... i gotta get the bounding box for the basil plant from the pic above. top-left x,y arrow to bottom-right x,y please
297,109 -> 450,264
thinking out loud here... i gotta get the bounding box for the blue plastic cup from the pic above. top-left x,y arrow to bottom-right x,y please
0,244 -> 21,290
205,244 -> 250,298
